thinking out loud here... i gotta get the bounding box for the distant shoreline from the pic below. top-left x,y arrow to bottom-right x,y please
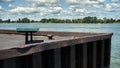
0,16 -> 120,24
0,22 -> 120,24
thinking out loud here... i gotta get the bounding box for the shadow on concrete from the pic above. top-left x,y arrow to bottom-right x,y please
27,40 -> 44,44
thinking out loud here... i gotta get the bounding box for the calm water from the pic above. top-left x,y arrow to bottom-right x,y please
0,23 -> 120,68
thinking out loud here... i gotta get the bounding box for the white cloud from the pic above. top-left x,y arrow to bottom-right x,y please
68,0 -> 78,2
106,4 -> 112,10
60,8 -> 96,19
67,0 -> 105,5
50,7 -> 62,14
9,7 -> 38,14
8,4 -> 15,8
67,0 -> 78,4
93,4 -> 102,8
86,0 -> 98,4
0,5 -> 3,9
0,0 -> 120,20
75,8 -> 91,14
67,5 -> 93,16
27,0 -> 58,3
98,0 -> 105,3
111,3 -> 120,8
39,6 -> 62,15
0,0 -> 13,2
9,5 -> 62,18
105,3 -> 120,12
0,5 -> 3,10
67,0 -> 87,5
111,0 -> 119,2
1,0 -> 62,20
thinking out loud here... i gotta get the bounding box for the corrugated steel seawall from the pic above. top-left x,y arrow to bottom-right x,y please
0,30 -> 113,68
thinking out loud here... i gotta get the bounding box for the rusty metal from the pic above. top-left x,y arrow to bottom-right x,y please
0,30 -> 113,60
0,30 -> 113,68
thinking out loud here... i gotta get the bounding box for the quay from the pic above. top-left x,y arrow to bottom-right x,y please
0,30 -> 113,68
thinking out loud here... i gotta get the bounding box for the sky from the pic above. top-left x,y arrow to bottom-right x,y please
0,0 -> 120,20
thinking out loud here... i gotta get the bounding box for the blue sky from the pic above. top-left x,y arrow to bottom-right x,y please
0,0 -> 120,20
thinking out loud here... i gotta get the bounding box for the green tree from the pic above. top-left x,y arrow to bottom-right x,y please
40,18 -> 48,23
7,19 -> 11,23
17,18 -> 21,23
0,19 -> 2,23
116,19 -> 120,23
83,16 -> 92,23
22,17 -> 30,23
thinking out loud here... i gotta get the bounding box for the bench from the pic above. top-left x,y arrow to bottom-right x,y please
16,28 -> 39,44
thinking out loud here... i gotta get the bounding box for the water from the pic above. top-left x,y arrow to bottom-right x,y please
0,23 -> 120,68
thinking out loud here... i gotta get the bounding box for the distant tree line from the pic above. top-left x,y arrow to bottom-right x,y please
40,17 -> 120,23
0,16 -> 120,23
0,18 -> 34,23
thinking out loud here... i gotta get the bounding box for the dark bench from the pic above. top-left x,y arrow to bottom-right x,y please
16,28 -> 39,44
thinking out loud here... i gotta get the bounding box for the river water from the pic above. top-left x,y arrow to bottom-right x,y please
0,23 -> 120,68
